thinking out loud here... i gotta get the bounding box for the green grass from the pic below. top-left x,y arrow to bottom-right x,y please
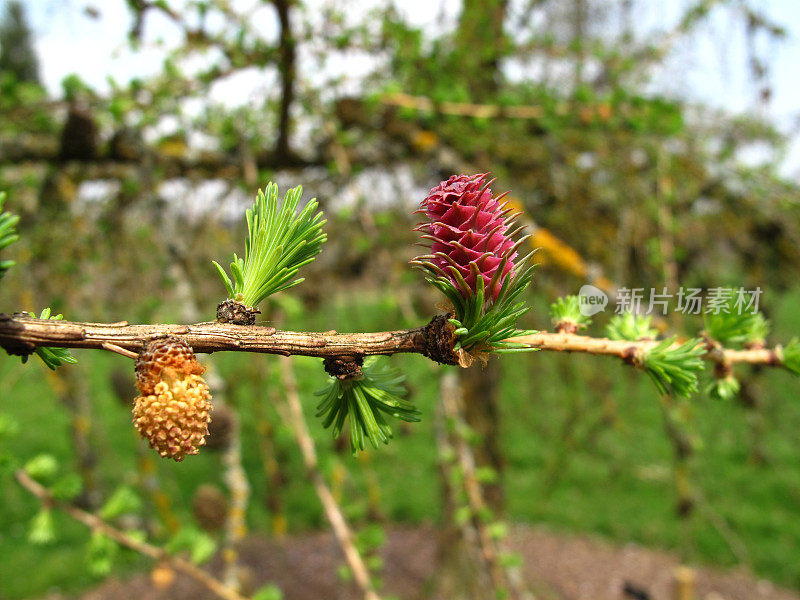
1,287 -> 800,598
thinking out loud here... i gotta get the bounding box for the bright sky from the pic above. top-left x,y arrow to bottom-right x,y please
21,0 -> 800,179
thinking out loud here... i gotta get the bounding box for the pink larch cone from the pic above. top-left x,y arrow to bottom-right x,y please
416,173 -> 523,300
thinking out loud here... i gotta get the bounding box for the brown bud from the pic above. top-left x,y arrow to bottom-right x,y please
192,484 -> 228,531
110,368 -> 137,405
216,299 -> 260,325
205,402 -> 235,451
323,355 -> 363,380
554,320 -> 580,335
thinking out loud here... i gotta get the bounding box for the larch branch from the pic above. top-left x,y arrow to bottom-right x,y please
506,332 -> 782,368
0,314 -> 787,371
0,314 -> 433,359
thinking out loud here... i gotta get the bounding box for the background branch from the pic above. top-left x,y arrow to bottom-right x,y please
15,469 -> 248,600
277,356 -> 382,600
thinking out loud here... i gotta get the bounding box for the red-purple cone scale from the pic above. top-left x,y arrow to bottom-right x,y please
417,173 -> 523,300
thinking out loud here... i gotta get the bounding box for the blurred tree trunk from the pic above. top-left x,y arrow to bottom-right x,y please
459,361 -> 504,511
0,1 -> 41,84
273,0 -> 296,159
572,0 -> 587,86
436,372 -> 497,600
455,0 -> 508,100
436,371 -> 528,600
452,0 -> 522,520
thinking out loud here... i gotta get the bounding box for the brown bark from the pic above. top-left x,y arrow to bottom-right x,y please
0,313 -> 460,364
0,314 -> 785,369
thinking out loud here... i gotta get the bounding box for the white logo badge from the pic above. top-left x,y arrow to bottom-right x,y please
578,284 -> 608,316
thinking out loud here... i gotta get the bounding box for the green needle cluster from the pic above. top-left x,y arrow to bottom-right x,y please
703,301 -> 762,346
19,309 -> 78,370
315,357 -> 420,454
549,295 -> 591,331
606,312 -> 658,341
782,339 -> 800,377
213,183 -> 326,308
642,337 -> 705,398
746,313 -> 770,346
412,256 -> 536,354
706,375 -> 741,401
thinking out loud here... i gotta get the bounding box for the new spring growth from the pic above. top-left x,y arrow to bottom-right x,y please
550,295 -> 592,334
18,308 -> 77,370
606,312 -> 658,342
411,173 -> 536,358
213,183 -> 326,324
607,310 -> 704,398
315,357 -> 420,455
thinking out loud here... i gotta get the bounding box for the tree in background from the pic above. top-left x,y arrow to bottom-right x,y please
0,0 -> 40,84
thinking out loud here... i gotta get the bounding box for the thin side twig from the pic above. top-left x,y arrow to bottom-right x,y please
101,342 -> 139,359
203,366 -> 250,593
222,406 -> 250,591
434,395 -> 495,595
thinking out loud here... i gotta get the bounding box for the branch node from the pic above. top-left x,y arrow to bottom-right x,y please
713,360 -> 733,378
323,355 -> 363,380
0,313 -> 35,358
622,345 -> 641,367
421,313 -> 461,366
422,312 -> 462,365
554,320 -> 580,335
216,299 -> 260,325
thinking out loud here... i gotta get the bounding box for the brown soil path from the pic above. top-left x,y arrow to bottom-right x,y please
79,525 -> 799,600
